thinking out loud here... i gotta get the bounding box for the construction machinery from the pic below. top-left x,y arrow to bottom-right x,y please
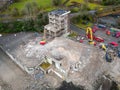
86,27 -> 95,44
40,40 -> 46,45
105,49 -> 116,62
99,43 -> 107,51
86,27 -> 105,45
105,44 -> 120,62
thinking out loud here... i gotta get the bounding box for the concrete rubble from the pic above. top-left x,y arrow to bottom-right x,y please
0,33 -> 120,89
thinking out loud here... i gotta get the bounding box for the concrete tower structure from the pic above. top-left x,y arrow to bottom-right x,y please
44,9 -> 70,39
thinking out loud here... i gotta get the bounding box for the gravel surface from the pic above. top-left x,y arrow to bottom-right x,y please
0,48 -> 32,90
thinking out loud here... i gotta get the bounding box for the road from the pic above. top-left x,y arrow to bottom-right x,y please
0,32 -> 35,52
0,48 -> 31,90
70,24 -> 85,35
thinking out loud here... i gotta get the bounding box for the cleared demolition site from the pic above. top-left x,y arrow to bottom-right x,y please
0,9 -> 120,90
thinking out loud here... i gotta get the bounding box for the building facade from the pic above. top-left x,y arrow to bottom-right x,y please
44,9 -> 70,39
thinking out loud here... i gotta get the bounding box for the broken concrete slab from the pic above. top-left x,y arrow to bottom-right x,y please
1,33 -> 120,90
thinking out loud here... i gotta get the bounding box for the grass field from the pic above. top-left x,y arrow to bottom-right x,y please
67,0 -> 84,5
66,0 -> 102,10
3,0 -> 101,30
76,22 -> 93,29
9,0 -> 53,11
8,0 -> 102,11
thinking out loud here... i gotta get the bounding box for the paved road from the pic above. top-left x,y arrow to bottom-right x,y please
0,48 -> 31,90
0,32 -> 35,52
70,24 -> 85,35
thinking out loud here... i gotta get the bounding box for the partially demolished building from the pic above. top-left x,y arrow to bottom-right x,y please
44,9 -> 70,38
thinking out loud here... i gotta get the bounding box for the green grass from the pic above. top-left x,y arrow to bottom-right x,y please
7,0 -> 103,13
9,0 -> 53,11
65,0 -> 102,10
88,3 -> 102,10
71,7 -> 79,13
64,0 -> 102,29
61,0 -> 66,3
68,32 -> 77,37
67,0 -> 84,5
76,22 -> 93,29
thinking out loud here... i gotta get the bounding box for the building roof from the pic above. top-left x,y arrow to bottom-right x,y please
49,9 -> 70,16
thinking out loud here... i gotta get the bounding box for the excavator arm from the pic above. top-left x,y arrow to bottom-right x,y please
86,27 -> 94,44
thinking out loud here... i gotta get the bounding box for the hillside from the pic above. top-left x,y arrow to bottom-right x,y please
9,0 -> 53,11
6,0 -> 102,13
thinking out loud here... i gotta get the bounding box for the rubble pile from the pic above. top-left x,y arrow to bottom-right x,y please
4,36 -> 120,90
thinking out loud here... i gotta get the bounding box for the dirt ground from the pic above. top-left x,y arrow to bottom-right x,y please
0,48 -> 33,90
0,31 -> 120,90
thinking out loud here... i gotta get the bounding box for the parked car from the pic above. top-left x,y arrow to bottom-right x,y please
112,32 -> 116,37
92,25 -> 99,33
106,30 -> 111,35
109,42 -> 119,50
98,24 -> 106,30
94,37 -> 104,42
116,32 -> 120,38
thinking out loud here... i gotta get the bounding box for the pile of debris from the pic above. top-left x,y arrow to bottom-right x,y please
3,35 -> 120,90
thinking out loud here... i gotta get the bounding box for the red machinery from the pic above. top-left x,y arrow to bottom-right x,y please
40,41 -> 46,45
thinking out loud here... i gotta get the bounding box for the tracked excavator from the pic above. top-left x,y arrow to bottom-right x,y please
86,27 -> 95,45
105,46 -> 120,62
105,49 -> 116,62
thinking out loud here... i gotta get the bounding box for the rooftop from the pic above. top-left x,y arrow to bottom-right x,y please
49,9 -> 70,16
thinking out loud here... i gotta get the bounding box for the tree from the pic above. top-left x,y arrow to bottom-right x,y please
102,0 -> 120,5
11,8 -> 19,16
21,9 -> 26,16
52,0 -> 62,6
23,19 -> 35,31
81,3 -> 90,11
31,2 -> 39,20
23,2 -> 39,19
14,0 -> 20,2
0,22 -> 6,32
35,13 -> 48,32
25,3 -> 32,16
